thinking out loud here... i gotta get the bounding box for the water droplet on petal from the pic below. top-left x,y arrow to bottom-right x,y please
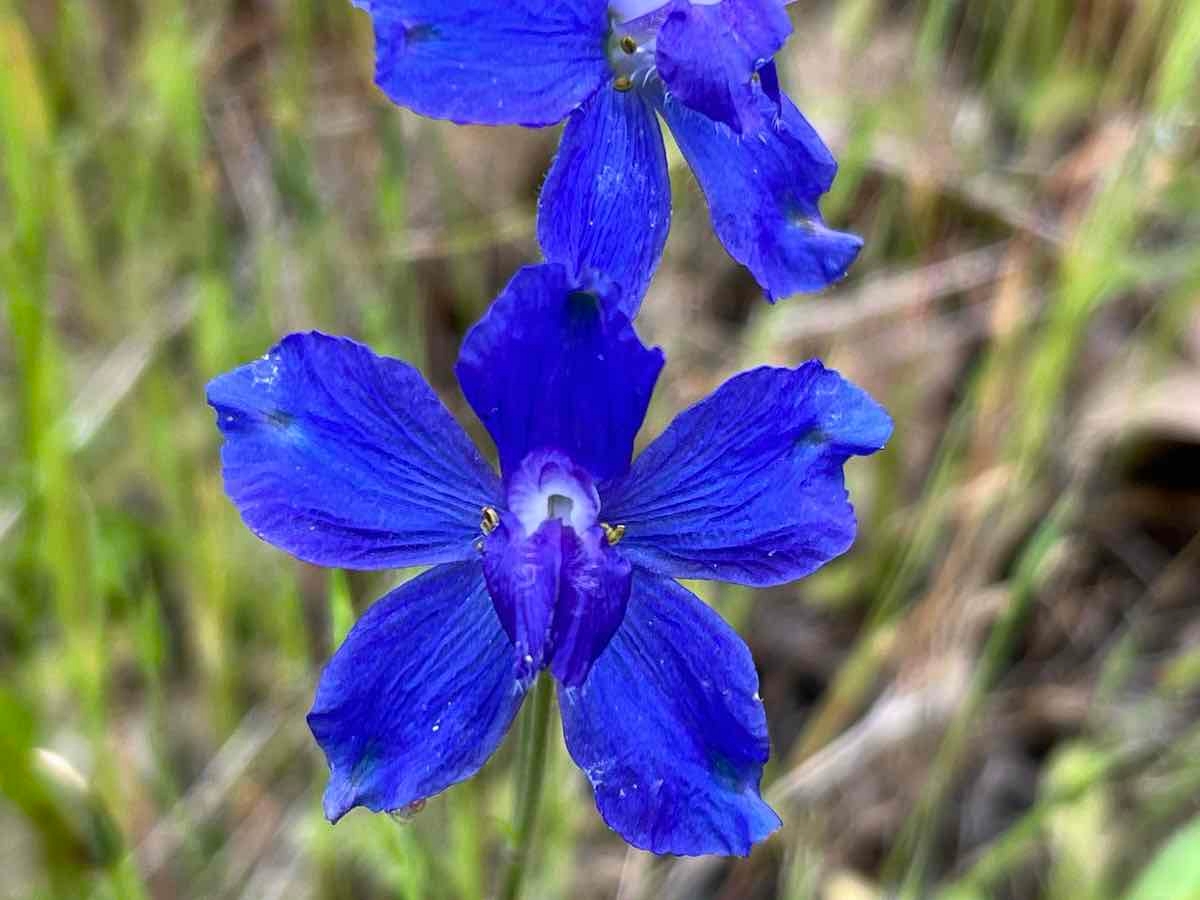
389,798 -> 426,824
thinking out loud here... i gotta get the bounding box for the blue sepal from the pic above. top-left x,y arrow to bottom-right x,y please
601,361 -> 891,586
207,332 -> 501,569
559,570 -> 781,856
661,89 -> 862,299
355,0 -> 610,127
456,264 -> 663,483
309,561 -> 526,821
539,86 -> 670,315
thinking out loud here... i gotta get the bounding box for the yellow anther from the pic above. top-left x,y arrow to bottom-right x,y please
614,75 -> 634,92
620,35 -> 638,54
481,506 -> 500,535
601,523 -> 626,546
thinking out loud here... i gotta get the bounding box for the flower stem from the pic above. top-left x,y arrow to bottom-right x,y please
499,673 -> 555,900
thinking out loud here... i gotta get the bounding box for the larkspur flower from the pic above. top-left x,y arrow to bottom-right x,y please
206,263 -> 890,855
350,0 -> 862,305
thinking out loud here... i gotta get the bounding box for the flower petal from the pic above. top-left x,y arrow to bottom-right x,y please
549,526 -> 632,687
655,0 -> 791,134
482,517 -> 631,688
456,264 -> 664,482
353,0 -> 611,127
308,561 -> 526,821
659,88 -> 862,300
481,514 -> 562,681
600,362 -> 891,586
538,85 -> 670,314
207,332 -> 501,569
558,571 -> 780,856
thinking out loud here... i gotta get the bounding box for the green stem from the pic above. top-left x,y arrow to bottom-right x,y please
499,674 -> 555,900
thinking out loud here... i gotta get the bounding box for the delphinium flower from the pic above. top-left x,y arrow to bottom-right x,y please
207,264 -> 891,855
350,0 -> 861,305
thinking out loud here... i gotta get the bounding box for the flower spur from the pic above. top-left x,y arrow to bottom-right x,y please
206,264 -> 890,855
351,0 -> 862,305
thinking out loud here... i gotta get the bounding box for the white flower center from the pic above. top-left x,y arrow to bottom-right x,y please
507,451 -> 600,536
608,0 -> 721,22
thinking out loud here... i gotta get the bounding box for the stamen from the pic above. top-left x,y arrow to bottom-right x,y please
481,506 -> 500,534
601,523 -> 626,546
614,75 -> 634,92
620,35 -> 638,54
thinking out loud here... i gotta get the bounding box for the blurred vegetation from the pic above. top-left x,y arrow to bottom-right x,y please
1,0 -> 1198,898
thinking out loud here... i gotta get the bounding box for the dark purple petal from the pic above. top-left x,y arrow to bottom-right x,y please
660,88 -> 862,299
352,0 -> 610,127
656,0 -> 791,134
600,362 -> 891,586
207,332 -> 500,569
481,514 -> 562,681
456,264 -> 664,482
558,570 -> 780,856
308,561 -> 525,821
549,526 -> 632,687
538,85 -> 670,315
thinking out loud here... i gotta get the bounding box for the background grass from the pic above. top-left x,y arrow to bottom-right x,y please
1,0 -> 1199,898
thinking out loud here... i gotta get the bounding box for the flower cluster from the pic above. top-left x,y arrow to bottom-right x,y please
208,0 -> 890,860
352,0 -> 861,304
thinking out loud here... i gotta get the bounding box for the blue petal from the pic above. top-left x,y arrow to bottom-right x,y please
481,514 -> 562,681
600,362 -> 892,586
481,517 -> 631,688
659,88 -> 862,300
558,571 -> 781,856
207,332 -> 501,569
655,0 -> 791,134
456,264 -> 664,482
353,0 -> 611,127
538,85 -> 670,314
308,561 -> 525,821
758,60 -> 782,107
549,526 -> 632,687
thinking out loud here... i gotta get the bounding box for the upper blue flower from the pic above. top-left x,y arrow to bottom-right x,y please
206,263 -> 890,855
351,0 -> 862,305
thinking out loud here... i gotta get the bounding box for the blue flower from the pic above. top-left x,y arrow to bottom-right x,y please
206,263 -> 891,855
351,0 -> 862,305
